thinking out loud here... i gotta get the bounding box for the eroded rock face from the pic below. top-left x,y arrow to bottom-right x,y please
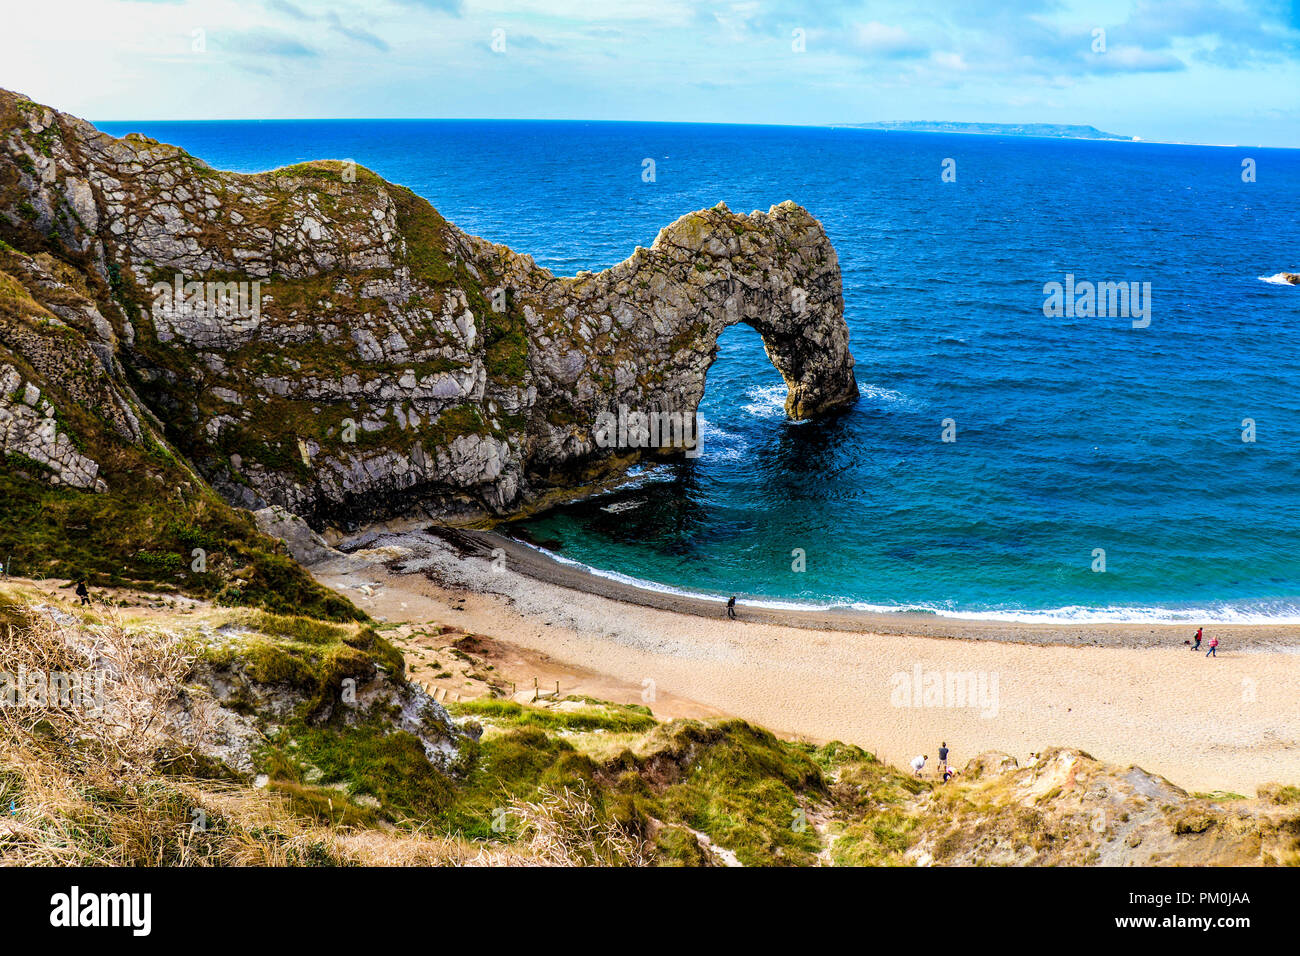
0,363 -> 106,491
252,505 -> 340,565
0,88 -> 858,528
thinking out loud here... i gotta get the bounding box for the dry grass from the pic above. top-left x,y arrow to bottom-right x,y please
0,596 -> 331,865
0,591 -> 589,866
506,785 -> 651,867
0,598 -> 209,776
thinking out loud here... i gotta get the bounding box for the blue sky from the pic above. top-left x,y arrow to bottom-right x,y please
6,0 -> 1300,145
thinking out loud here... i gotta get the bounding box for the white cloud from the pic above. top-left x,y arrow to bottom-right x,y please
852,21 -> 928,58
929,50 -> 967,71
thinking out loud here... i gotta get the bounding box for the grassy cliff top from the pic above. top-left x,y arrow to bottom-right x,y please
3,581 -> 1296,867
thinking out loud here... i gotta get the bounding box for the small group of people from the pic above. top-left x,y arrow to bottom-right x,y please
1190,627 -> 1219,657
911,742 -> 959,783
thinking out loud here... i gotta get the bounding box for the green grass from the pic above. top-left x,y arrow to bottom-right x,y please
367,713 -> 929,864
258,722 -> 455,826
829,810 -> 922,865
264,160 -> 384,187
641,720 -> 827,866
426,403 -> 491,447
206,617 -> 404,719
481,297 -> 530,386
448,698 -> 657,734
1193,791 -> 1249,802
391,185 -> 459,286
0,468 -> 364,622
247,611 -> 350,645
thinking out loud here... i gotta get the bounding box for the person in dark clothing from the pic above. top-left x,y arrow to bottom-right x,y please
726,596 -> 737,620
938,741 -> 950,773
75,580 -> 90,606
1192,627 -> 1203,651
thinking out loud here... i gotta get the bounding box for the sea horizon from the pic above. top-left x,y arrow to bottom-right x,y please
89,113 -> 1300,151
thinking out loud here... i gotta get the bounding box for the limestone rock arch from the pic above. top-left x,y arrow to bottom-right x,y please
514,201 -> 860,479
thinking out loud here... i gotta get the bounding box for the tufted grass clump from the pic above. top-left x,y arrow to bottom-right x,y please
1261,784 -> 1300,806
248,611 -> 351,645
448,698 -> 657,734
629,720 -> 827,866
204,614 -> 406,720
256,722 -> 456,827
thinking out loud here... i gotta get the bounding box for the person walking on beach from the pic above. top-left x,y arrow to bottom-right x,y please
75,580 -> 90,606
938,741 -> 949,774
1206,634 -> 1219,658
1192,627 -> 1203,652
726,595 -> 737,620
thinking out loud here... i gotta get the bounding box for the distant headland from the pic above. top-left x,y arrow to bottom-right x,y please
839,121 -> 1135,141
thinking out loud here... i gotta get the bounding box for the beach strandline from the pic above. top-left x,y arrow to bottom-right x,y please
312,527 -> 1300,795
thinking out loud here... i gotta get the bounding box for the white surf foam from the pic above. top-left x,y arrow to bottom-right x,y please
696,414 -> 750,462
508,540 -> 1300,624
742,383 -> 787,419
858,382 -> 921,409
739,381 -> 921,423
919,603 -> 1300,625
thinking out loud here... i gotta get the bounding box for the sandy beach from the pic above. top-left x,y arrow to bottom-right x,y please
314,528 -> 1300,796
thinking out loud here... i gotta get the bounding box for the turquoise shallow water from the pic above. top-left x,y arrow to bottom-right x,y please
99,119 -> 1300,621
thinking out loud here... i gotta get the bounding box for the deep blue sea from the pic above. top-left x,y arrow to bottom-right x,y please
98,119 -> 1300,622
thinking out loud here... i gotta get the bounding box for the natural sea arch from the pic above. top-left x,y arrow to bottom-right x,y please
531,200 -> 860,445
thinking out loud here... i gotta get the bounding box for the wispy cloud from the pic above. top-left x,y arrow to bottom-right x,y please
261,1 -> 391,52
221,29 -> 319,58
325,11 -> 390,51
398,0 -> 464,15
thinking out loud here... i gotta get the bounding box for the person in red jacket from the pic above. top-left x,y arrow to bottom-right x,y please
1192,627 -> 1203,651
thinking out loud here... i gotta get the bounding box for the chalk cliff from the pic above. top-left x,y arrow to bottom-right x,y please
0,87 -> 857,537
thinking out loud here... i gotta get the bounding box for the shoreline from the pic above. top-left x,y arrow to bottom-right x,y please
311,526 -> 1300,794
425,527 -> 1300,650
